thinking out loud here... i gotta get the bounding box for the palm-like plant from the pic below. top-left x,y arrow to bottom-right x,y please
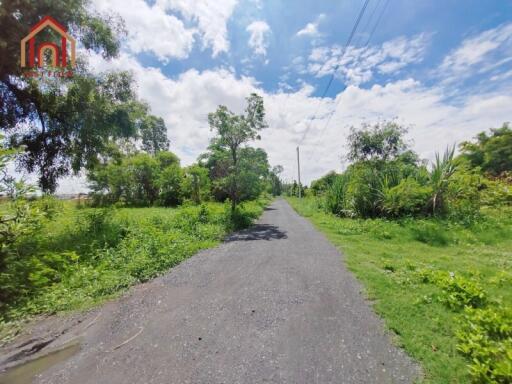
430,146 -> 457,215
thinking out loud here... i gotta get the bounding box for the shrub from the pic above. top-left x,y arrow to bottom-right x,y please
438,274 -> 487,310
481,179 -> 512,207
457,307 -> 512,384
382,178 -> 431,217
445,168 -> 483,223
325,175 -> 347,216
343,163 -> 384,218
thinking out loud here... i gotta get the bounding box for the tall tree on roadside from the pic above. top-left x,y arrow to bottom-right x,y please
207,93 -> 267,212
347,121 -> 409,163
0,1 -> 166,192
458,123 -> 512,176
269,165 -> 284,196
140,115 -> 169,155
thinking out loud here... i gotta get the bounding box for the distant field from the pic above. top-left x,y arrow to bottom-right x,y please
0,198 -> 268,343
288,197 -> 512,384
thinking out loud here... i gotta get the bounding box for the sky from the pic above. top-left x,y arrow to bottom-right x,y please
57,0 -> 512,192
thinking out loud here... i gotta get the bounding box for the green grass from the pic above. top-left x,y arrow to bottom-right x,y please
0,198 -> 269,343
287,196 -> 512,384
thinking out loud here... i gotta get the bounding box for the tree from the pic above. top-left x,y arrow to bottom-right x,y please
87,150 -> 182,207
1,2 -> 166,192
310,171 -> 338,196
459,123 -> 512,176
182,164 -> 210,204
347,121 -> 409,163
199,142 -> 271,203
269,165 -> 284,196
207,93 -> 268,212
141,115 -> 169,155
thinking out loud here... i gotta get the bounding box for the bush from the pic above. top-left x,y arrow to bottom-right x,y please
445,168 -> 483,223
417,267 -> 508,383
457,307 -> 512,384
481,179 -> 512,207
325,175 -> 347,216
438,274 -> 487,310
382,178 -> 431,217
344,164 -> 384,218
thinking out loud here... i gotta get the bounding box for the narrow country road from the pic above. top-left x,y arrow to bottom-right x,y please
2,199 -> 419,384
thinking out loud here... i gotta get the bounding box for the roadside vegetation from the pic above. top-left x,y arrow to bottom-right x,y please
0,90 -> 280,342
0,2 -> 284,341
288,122 -> 512,384
0,198 -> 269,343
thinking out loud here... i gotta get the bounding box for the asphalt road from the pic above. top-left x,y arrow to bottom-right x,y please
2,199 -> 419,384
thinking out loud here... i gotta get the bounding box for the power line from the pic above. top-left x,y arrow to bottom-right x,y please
365,0 -> 390,46
315,0 -> 391,140
297,0 -> 371,146
298,0 -> 391,181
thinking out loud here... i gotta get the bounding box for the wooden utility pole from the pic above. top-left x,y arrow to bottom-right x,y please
296,146 -> 302,198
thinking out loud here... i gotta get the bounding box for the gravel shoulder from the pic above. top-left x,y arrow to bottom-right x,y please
1,198 -> 420,384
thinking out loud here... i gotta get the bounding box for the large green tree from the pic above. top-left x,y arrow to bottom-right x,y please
459,123 -> 512,176
87,151 -> 182,207
199,142 -> 271,204
347,121 -> 410,163
207,93 -> 267,212
0,1 -> 166,192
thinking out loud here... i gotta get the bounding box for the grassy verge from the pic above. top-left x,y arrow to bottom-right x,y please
0,197 -> 269,343
287,196 -> 512,384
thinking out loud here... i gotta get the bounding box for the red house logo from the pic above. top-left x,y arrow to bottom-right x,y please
20,16 -> 76,69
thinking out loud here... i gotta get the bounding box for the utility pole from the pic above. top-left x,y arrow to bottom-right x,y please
296,146 -> 302,198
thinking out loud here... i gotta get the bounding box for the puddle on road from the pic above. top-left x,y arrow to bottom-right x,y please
0,338 -> 81,384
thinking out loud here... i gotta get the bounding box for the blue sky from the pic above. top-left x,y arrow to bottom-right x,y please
59,0 -> 512,192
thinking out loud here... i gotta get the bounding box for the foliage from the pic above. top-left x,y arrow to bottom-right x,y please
418,270 -> 487,310
310,171 -> 339,196
316,123 -> 490,220
88,151 -> 183,207
207,93 -> 268,212
140,115 -> 170,155
410,221 -> 451,246
429,146 -> 457,215
325,174 -> 347,216
200,140 -> 271,204
459,124 -> 512,177
0,2 -> 166,192
181,164 -> 211,204
481,178 -> 512,207
347,121 -> 409,162
268,165 -> 284,196
0,198 -> 269,339
382,178 -> 432,217
457,307 -> 512,384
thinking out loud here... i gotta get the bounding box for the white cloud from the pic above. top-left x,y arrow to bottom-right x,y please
83,52 -> 511,191
246,21 -> 271,56
296,14 -> 325,37
297,23 -> 319,37
440,22 -> 512,82
91,0 -> 238,61
91,0 -> 195,61
53,26 -> 511,193
307,33 -> 430,85
156,0 -> 238,57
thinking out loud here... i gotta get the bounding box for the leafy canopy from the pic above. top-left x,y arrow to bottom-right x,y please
207,93 -> 268,210
347,121 -> 409,162
459,123 -> 512,176
0,1 -> 167,192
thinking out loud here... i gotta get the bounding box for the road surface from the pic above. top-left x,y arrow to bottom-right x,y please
1,199 -> 419,384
